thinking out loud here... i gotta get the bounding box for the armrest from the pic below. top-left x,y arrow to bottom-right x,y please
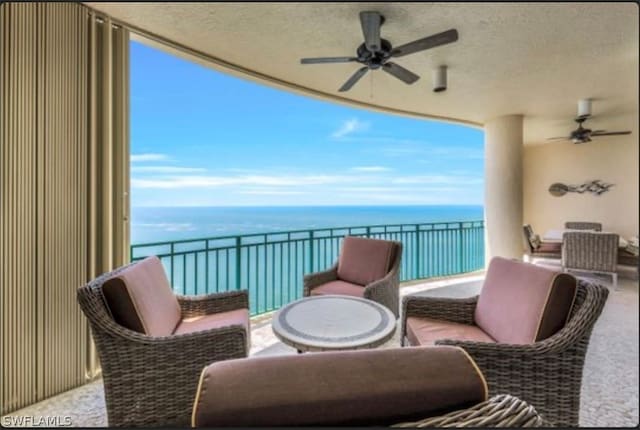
176,290 -> 249,318
402,295 -> 478,325
303,263 -> 338,295
363,264 -> 398,299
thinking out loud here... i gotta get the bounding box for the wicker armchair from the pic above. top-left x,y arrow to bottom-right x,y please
77,261 -> 250,427
303,236 -> 402,317
393,394 -> 546,428
401,280 -> 609,427
565,221 -> 603,231
563,231 -> 619,288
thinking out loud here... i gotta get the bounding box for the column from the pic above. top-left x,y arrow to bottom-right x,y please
484,114 -> 524,261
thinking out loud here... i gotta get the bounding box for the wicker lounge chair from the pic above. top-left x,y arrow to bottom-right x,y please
77,257 -> 250,427
523,224 -> 561,261
563,231 -> 619,288
565,221 -> 603,231
303,236 -> 402,317
401,257 -> 609,427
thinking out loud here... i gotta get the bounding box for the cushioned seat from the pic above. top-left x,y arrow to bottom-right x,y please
405,317 -> 495,346
192,346 -> 488,427
304,236 -> 403,317
537,242 -> 561,253
78,256 -> 251,427
309,280 -> 364,297
174,308 -> 250,335
618,249 -> 639,266
404,257 -> 577,347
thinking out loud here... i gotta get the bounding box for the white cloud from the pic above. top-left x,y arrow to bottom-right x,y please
131,166 -> 206,173
331,118 -> 370,139
392,175 -> 482,185
350,166 -> 392,172
131,174 -> 362,189
238,189 -> 307,195
130,153 -> 169,162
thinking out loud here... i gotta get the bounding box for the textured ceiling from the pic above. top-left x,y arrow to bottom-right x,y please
86,2 -> 639,144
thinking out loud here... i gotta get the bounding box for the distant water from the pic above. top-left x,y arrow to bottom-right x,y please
131,205 -> 484,245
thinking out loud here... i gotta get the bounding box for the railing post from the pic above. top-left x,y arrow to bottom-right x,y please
366,226 -> 371,238
235,236 -> 241,290
458,222 -> 463,273
169,242 -> 175,286
415,224 -> 420,279
309,230 -> 314,272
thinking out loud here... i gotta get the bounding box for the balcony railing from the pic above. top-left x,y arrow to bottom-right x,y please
130,220 -> 485,316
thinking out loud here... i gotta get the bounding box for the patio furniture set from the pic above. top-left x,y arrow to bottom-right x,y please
77,235 -> 609,427
523,221 -> 640,287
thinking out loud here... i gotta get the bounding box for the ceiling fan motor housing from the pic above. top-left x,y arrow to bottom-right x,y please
356,39 -> 392,69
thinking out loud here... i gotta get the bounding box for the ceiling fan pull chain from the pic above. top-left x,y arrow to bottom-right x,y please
370,71 -> 373,98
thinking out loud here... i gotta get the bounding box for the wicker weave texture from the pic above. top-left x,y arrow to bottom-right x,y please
76,262 -> 250,427
564,221 -> 603,231
393,394 -> 546,428
303,242 -> 402,317
563,231 -> 619,273
402,281 -> 609,427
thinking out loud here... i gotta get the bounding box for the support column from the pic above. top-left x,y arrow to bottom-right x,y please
484,115 -> 524,261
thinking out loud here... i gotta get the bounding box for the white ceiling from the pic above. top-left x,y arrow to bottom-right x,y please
87,2 -> 639,144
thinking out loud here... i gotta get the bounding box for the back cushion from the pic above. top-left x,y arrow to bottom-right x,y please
474,257 -> 577,344
102,256 -> 182,337
337,236 -> 396,286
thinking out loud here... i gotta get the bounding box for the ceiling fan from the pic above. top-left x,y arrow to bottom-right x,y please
300,11 -> 458,92
547,99 -> 632,144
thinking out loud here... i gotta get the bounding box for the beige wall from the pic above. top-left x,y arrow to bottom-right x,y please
523,115 -> 639,240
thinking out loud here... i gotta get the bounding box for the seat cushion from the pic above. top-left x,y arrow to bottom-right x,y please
174,308 -> 250,335
474,257 -> 577,344
537,241 -> 561,253
309,280 -> 364,297
192,346 -> 487,427
618,249 -> 639,266
102,256 -> 181,337
405,317 -> 495,346
337,236 -> 396,286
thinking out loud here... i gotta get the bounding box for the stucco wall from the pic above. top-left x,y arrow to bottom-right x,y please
523,122 -> 639,240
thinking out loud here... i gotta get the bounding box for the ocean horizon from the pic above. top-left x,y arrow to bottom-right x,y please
131,205 -> 484,245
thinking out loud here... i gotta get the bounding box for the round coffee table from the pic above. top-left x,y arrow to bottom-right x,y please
271,295 -> 396,352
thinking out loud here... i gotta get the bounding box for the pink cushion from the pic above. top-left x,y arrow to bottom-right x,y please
102,256 -> 182,337
405,317 -> 495,346
337,236 -> 396,286
310,280 -> 365,297
537,242 -> 561,253
474,257 -> 577,344
174,308 -> 249,335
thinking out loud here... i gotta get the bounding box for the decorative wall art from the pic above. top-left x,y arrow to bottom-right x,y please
548,180 -> 614,197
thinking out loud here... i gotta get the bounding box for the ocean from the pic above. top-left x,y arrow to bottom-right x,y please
131,205 -> 484,245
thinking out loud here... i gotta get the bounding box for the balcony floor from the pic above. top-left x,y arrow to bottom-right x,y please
2,272 -> 638,427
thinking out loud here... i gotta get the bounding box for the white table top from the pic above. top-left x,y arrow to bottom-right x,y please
543,229 -> 628,248
272,295 -> 396,352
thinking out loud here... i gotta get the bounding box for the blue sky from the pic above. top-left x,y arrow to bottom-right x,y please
130,40 -> 484,207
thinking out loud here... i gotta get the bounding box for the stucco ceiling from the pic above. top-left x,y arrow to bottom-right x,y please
86,2 -> 639,144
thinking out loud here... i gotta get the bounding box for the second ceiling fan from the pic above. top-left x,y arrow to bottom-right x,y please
300,11 -> 459,92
